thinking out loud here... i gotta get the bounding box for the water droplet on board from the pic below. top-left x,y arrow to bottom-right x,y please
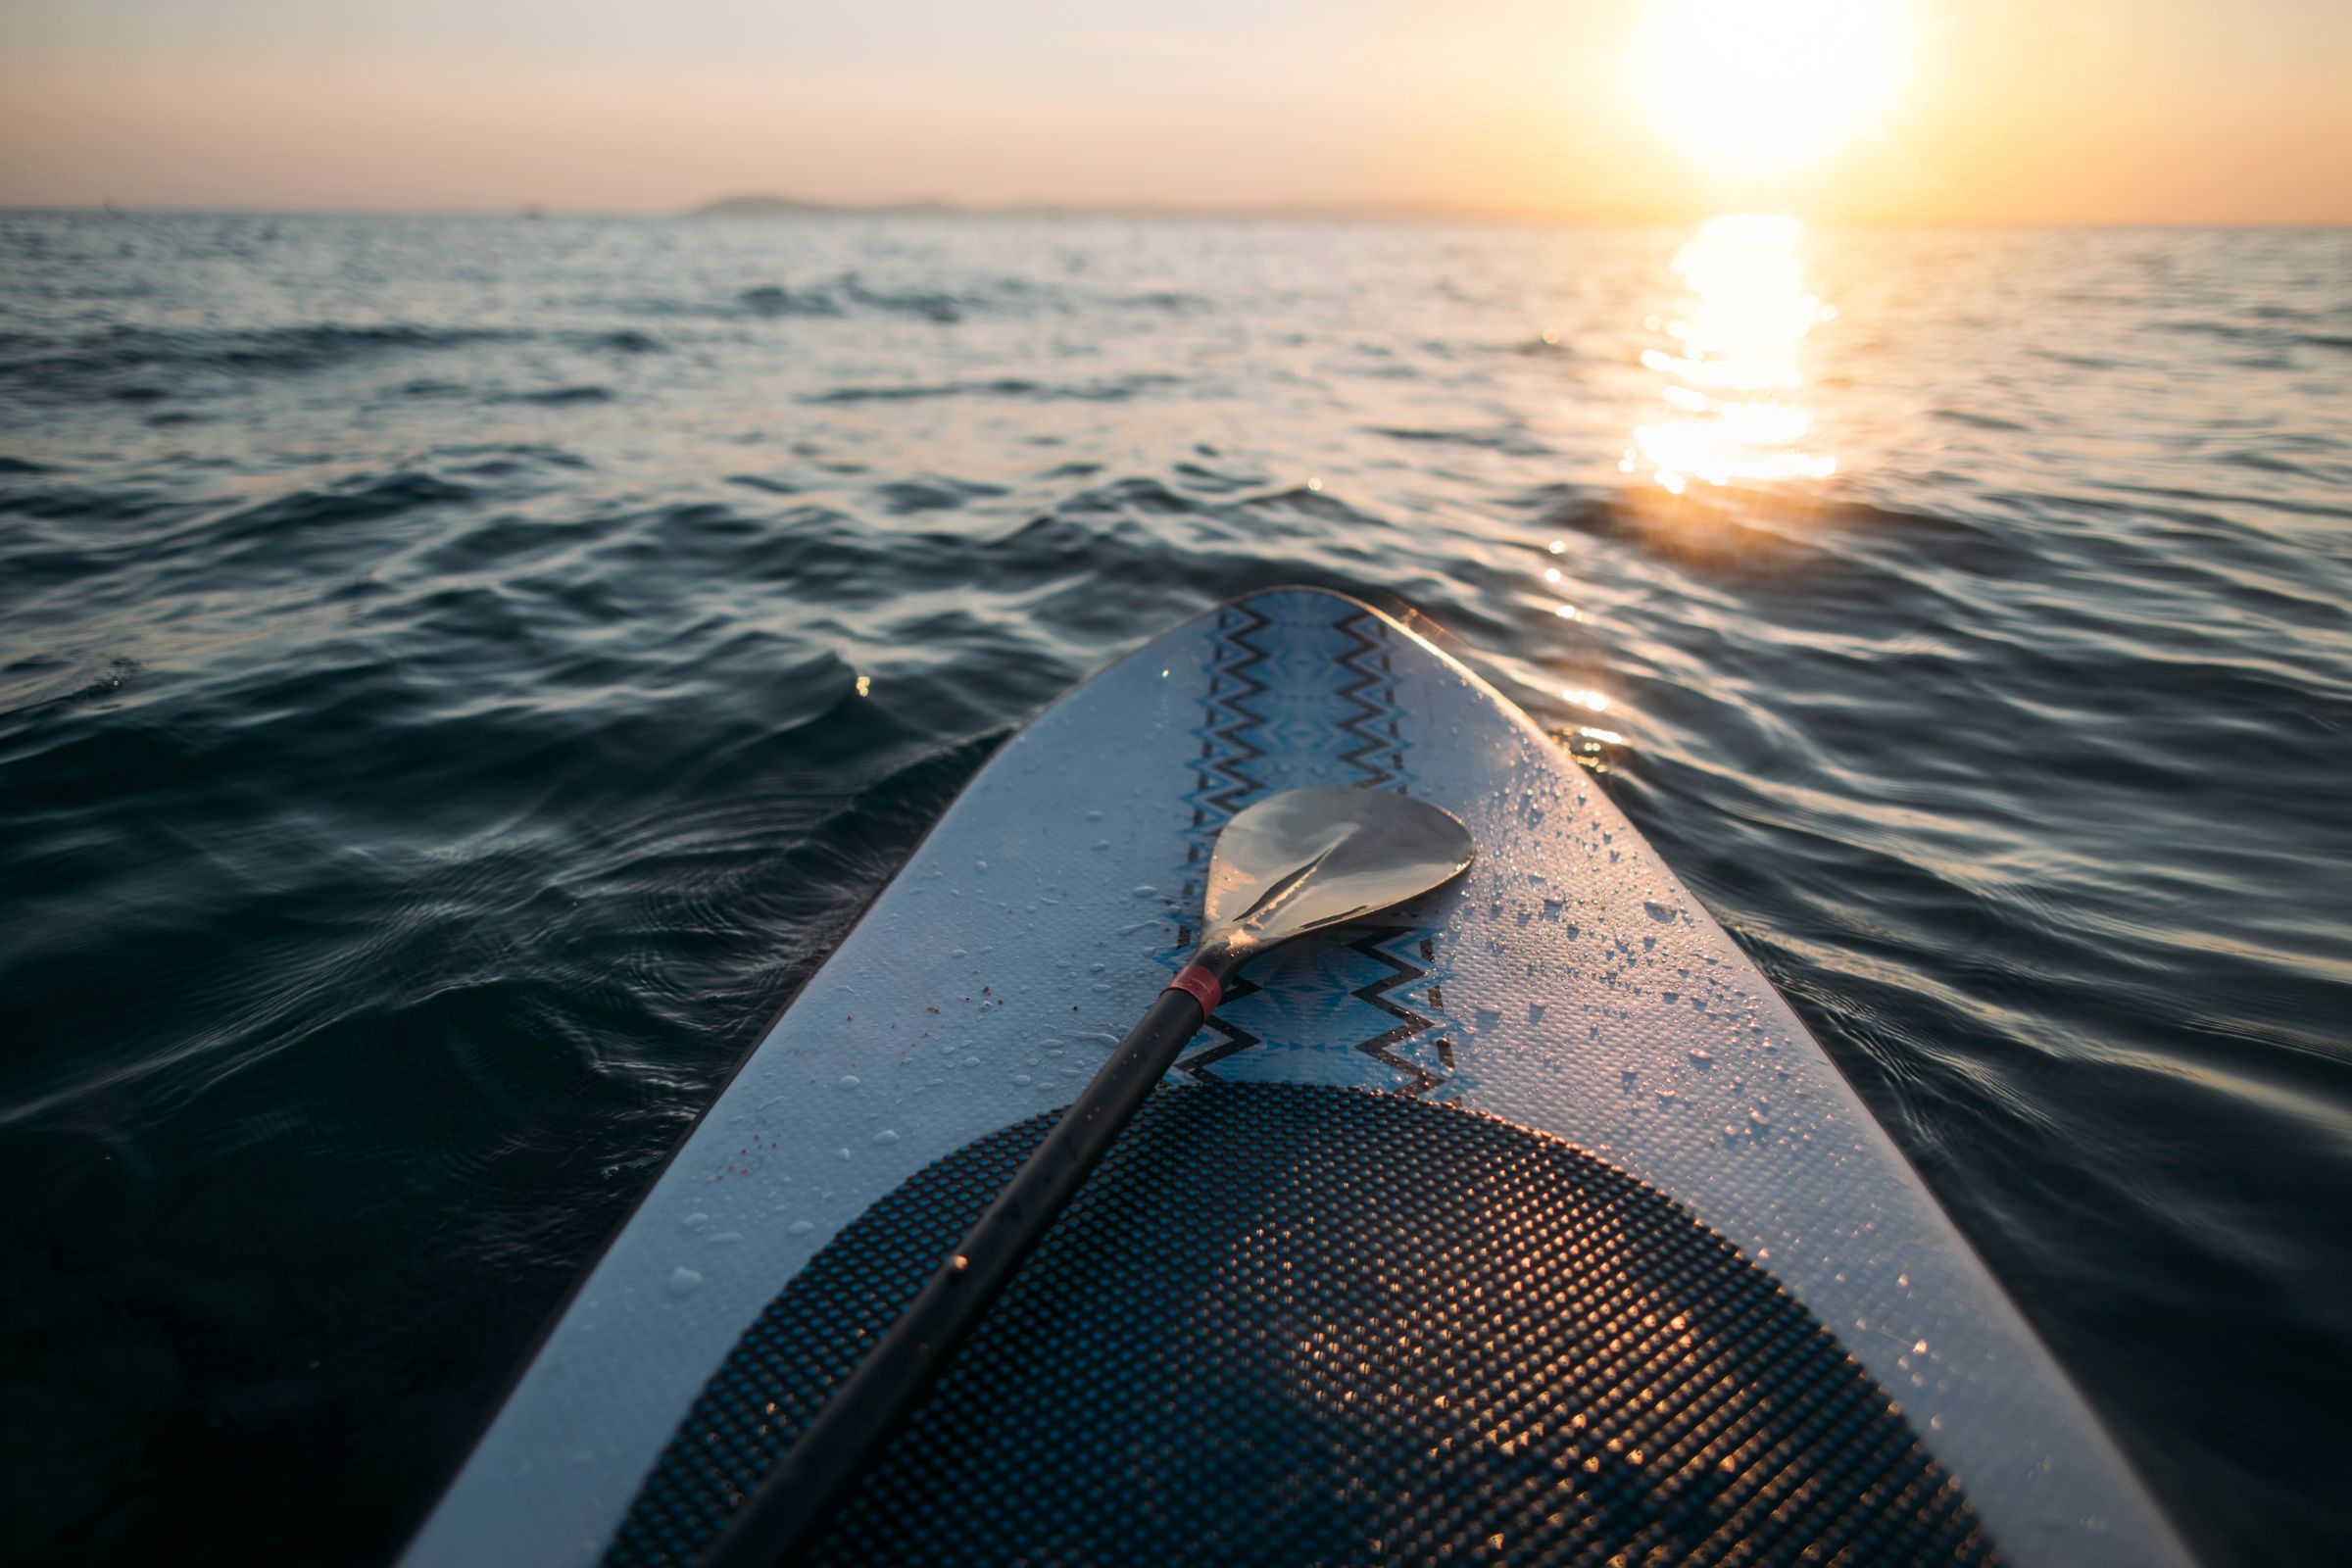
668,1266 -> 704,1297
838,1074 -> 860,1090
1643,899 -> 1675,923
1688,1048 -> 1713,1065
788,1220 -> 815,1236
835,1147 -> 852,1160
1132,884 -> 1157,897
682,1211 -> 711,1232
1014,1074 -> 1032,1086
872,1130 -> 900,1145
950,948 -> 967,958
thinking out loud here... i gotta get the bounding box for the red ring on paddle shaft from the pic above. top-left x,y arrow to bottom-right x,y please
1164,963 -> 1222,1017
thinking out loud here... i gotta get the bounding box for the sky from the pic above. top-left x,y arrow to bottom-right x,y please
0,0 -> 2346,222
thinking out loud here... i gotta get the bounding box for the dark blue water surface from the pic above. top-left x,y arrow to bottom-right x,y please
2,212 -> 2348,1567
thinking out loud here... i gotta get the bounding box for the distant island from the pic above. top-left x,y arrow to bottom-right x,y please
687,193 -> 1536,223
692,194 -> 963,218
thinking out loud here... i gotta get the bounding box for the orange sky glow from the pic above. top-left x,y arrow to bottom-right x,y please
1,0 -> 2345,222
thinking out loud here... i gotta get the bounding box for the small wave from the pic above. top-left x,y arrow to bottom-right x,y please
1169,461 -> 1262,494
495,385 -> 614,407
2159,318 -> 2352,356
0,467 -> 481,595
1524,486 -> 2022,586
870,477 -> 1007,514
736,275 -> 962,322
439,443 -> 592,476
809,373 -> 1177,405
152,470 -> 485,579
2028,347 -> 2119,370
841,274 -> 965,323
2160,318 -> 2280,345
1931,407 -> 2030,433
206,323 -> 517,370
0,653 -> 139,718
724,474 -> 802,497
577,330 -> 667,355
416,513 -> 605,575
2220,449 -> 2327,480
1368,424 -> 1554,458
805,381 -> 965,404
0,321 -> 524,406
1119,290 -> 1209,313
736,284 -> 846,318
732,270 -> 1020,324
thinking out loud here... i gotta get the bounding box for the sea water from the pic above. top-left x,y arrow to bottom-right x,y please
2,211 -> 2347,1565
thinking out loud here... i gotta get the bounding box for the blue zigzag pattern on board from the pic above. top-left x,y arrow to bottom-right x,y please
1330,610 -> 1454,1097
1170,600 -> 1273,1075
1341,925 -> 1454,1096
1334,608 -> 1407,790
1163,598 -> 1457,1096
1201,602 -> 1272,818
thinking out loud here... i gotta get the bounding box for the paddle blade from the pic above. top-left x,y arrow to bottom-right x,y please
1201,787 -> 1473,956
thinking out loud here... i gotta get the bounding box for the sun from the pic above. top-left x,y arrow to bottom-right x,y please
1637,0 -> 1910,176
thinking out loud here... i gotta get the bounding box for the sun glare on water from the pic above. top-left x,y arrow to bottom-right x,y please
1638,0 -> 1909,175
1627,214 -> 1836,493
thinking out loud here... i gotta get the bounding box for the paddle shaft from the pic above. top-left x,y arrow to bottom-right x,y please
704,983 -> 1209,1568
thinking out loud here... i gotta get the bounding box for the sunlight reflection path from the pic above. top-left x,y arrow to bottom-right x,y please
1626,215 -> 1837,494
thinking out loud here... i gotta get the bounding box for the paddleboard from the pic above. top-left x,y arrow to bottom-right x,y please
403,586 -> 2189,1567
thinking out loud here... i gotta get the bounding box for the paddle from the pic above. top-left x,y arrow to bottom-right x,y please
705,785 -> 1475,1567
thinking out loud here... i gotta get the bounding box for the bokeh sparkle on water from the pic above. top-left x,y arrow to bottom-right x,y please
1,211 -> 2348,1567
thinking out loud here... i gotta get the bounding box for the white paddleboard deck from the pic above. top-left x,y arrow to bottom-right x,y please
405,587 -> 2185,1567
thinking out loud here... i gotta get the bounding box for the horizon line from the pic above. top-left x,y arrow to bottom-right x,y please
4,196 -> 2347,230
